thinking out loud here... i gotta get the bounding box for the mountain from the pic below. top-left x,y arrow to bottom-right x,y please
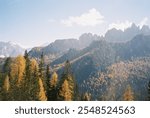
29,33 -> 102,61
105,23 -> 150,42
0,41 -> 24,57
50,34 -> 150,100
28,25 -> 150,100
114,34 -> 150,60
29,23 -> 150,61
1,25 -> 150,101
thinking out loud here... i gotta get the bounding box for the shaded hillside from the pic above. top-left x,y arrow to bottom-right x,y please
51,34 -> 150,81
115,34 -> 150,60
81,58 -> 150,100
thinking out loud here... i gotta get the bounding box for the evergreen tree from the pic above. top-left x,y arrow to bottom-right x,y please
46,65 -> 50,96
24,50 -> 31,79
3,57 -> 12,75
30,64 -> 40,100
23,50 -> 32,100
23,57 -> 39,100
123,85 -> 134,101
39,52 -> 45,78
46,65 -> 50,79
148,81 -> 150,101
48,72 -> 58,100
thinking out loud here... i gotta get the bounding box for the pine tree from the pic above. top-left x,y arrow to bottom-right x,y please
23,50 -> 32,100
46,65 -> 50,97
59,80 -> 71,101
123,85 -> 134,101
48,72 -> 58,100
23,56 -> 40,100
38,78 -> 47,101
39,52 -> 45,78
24,50 -> 31,79
46,65 -> 50,79
3,57 -> 12,75
148,81 -> 150,101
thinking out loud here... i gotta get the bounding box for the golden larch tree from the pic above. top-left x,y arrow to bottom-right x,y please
59,80 -> 72,101
123,85 -> 134,101
30,59 -> 38,74
48,72 -> 58,100
38,78 -> 47,101
50,72 -> 58,88
10,55 -> 26,85
3,75 -> 10,92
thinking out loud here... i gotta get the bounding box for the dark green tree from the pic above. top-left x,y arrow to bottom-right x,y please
148,81 -> 150,101
39,52 -> 45,78
0,75 -> 10,100
24,50 -> 31,78
46,65 -> 50,91
3,57 -> 12,75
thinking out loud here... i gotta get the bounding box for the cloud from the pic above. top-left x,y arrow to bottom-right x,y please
61,8 -> 104,27
108,21 -> 132,31
138,17 -> 148,28
108,17 -> 149,31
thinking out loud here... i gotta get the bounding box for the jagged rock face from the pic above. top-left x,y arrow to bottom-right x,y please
105,24 -> 150,43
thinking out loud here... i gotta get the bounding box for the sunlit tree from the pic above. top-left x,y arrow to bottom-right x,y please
123,85 -> 134,101
38,78 -> 47,101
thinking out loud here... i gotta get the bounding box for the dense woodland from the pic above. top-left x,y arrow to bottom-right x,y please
0,51 -> 79,101
0,50 -> 150,101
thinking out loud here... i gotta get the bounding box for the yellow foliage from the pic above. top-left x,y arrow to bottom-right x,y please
30,59 -> 38,74
107,61 -> 129,80
38,78 -> 47,101
50,72 -> 58,88
10,55 -> 26,85
3,75 -> 10,92
59,80 -> 72,101
82,92 -> 91,101
123,85 -> 134,101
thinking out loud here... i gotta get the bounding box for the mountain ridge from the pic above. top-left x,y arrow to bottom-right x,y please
0,41 -> 25,58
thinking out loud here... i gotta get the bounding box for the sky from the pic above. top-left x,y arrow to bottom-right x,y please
0,0 -> 150,48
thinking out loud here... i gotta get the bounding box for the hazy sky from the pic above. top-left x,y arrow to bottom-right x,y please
0,0 -> 150,48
